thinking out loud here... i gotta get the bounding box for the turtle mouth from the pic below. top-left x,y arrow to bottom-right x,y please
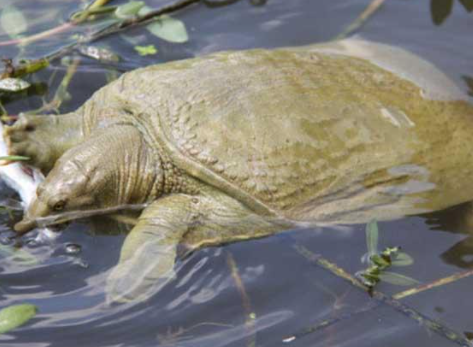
14,216 -> 69,235
14,203 -> 150,235
14,219 -> 37,235
14,197 -> 51,235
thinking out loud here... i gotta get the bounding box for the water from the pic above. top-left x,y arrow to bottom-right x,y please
1,0 -> 473,346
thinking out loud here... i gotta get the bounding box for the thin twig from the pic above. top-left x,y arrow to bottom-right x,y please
0,101 -> 6,116
0,0 -> 242,83
27,57 -> 81,115
0,0 -> 206,83
85,0 -> 201,43
0,0 -> 113,48
0,23 -> 74,48
394,268 -> 473,300
287,251 -> 473,340
287,244 -> 472,347
335,0 -> 387,40
0,0 -> 200,51
309,281 -> 352,346
227,251 -> 257,347
282,302 -> 379,343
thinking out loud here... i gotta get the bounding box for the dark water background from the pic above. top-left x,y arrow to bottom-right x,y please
1,0 -> 473,346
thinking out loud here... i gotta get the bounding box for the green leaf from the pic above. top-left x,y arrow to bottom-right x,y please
358,271 -> 379,287
138,5 -> 154,17
464,75 -> 473,97
379,271 -> 419,286
0,78 -> 30,92
370,254 -> 390,268
459,0 -> 473,12
0,5 -> 28,39
71,5 -> 117,21
134,44 -> 158,56
0,155 -> 30,162
391,252 -> 414,267
430,0 -> 454,25
365,219 -> 378,257
14,59 -> 49,78
147,15 -> 189,43
0,304 -> 37,335
381,246 -> 401,258
115,1 -> 145,19
0,244 -> 38,266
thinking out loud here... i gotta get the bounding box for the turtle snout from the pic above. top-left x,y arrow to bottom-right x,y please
14,219 -> 37,235
14,199 -> 51,235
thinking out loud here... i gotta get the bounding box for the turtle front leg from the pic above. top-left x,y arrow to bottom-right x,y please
106,194 -> 199,303
3,113 -> 83,173
106,191 -> 291,303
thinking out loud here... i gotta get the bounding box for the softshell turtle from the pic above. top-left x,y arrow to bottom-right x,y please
4,39 -> 473,302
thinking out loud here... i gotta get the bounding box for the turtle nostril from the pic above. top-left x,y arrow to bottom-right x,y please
14,219 -> 37,235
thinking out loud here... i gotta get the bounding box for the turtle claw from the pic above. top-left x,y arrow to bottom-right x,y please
105,251 -> 176,304
3,115 -> 56,173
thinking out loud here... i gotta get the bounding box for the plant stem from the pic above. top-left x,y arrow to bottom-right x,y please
27,57 -> 81,114
0,0 -> 210,80
0,0 -> 114,48
88,0 -> 201,41
227,251 -> 257,347
0,23 -> 74,48
74,0 -> 114,23
287,244 -> 472,347
335,0 -> 387,40
0,101 -> 6,116
0,0 -> 200,49
393,268 -> 473,300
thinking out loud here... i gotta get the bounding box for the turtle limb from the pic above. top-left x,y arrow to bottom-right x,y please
427,201 -> 473,268
106,191 -> 291,303
105,194 -> 200,303
180,191 -> 293,254
3,113 -> 83,173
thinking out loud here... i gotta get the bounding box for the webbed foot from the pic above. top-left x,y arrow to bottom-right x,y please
3,113 -> 82,173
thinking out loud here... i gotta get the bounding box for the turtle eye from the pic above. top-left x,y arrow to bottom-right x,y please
53,200 -> 66,211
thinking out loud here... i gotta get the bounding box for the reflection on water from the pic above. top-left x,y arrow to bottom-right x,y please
425,202 -> 473,269
430,0 -> 473,25
464,75 -> 473,97
1,0 -> 473,347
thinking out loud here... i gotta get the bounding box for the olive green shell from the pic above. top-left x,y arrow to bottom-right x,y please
82,40 -> 473,223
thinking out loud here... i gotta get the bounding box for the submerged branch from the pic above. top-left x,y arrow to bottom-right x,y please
0,0 -> 113,47
287,244 -> 472,347
227,252 -> 257,347
0,0 -> 220,79
0,23 -> 74,48
0,0 -> 201,51
393,268 -> 473,300
91,0 -> 201,41
27,57 -> 81,115
335,0 -> 387,40
286,248 -> 473,342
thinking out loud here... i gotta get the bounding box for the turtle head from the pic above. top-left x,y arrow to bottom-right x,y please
14,155 -> 99,235
14,125 -> 163,235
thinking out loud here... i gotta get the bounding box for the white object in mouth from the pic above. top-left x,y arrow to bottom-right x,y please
0,120 -> 57,241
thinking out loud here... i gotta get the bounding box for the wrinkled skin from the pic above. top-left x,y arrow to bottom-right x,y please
4,39 -> 473,302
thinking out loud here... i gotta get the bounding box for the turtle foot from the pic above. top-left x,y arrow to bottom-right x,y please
3,113 -> 83,173
4,115 -> 63,173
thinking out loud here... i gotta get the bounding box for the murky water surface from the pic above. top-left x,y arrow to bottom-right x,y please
0,1 -> 473,346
